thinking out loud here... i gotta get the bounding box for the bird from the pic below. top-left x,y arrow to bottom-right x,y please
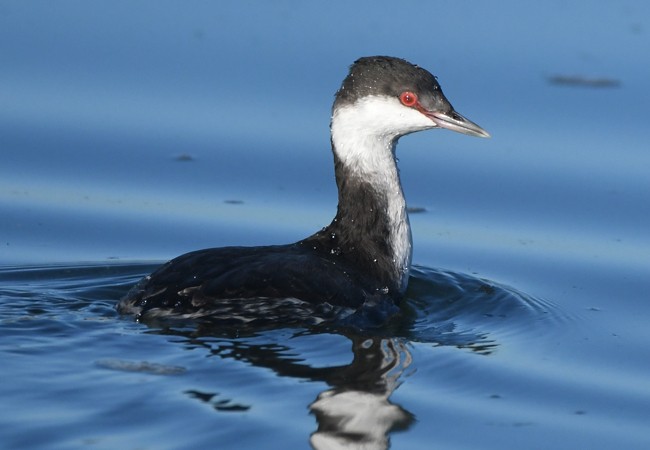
117,56 -> 489,326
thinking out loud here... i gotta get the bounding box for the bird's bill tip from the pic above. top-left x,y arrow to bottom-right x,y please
426,110 -> 490,138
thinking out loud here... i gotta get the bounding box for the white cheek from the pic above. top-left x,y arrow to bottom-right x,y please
387,104 -> 438,135
333,96 -> 436,140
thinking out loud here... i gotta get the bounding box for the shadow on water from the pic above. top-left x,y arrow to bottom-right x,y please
0,262 -> 561,449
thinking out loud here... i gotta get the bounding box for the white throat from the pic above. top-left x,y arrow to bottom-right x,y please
330,96 -> 434,293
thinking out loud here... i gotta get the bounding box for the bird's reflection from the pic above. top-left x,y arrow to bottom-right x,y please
155,324 -> 416,449
308,336 -> 414,449
137,266 -> 550,448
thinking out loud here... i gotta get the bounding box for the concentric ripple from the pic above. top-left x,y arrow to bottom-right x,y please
0,262 -> 563,350
391,265 -> 563,353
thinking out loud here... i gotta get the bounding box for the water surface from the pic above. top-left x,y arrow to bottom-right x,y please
2,1 -> 649,449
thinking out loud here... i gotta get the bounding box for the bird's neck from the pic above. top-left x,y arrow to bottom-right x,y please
319,107 -> 413,296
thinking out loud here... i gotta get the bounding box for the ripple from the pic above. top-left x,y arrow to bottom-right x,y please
0,262 -> 569,449
391,265 -> 564,353
0,262 -> 563,351
0,263 -> 149,324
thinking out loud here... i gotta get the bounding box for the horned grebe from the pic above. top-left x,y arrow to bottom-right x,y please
117,56 -> 489,325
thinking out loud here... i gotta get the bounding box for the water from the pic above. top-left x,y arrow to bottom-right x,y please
2,1 -> 650,449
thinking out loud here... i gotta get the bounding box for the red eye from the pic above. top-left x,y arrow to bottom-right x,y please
399,91 -> 418,107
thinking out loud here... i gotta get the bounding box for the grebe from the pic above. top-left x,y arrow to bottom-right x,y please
118,56 -> 489,325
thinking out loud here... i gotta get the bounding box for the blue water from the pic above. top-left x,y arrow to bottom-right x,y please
2,1 -> 649,449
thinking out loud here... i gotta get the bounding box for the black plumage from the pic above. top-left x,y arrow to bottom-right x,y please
117,56 -> 488,325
